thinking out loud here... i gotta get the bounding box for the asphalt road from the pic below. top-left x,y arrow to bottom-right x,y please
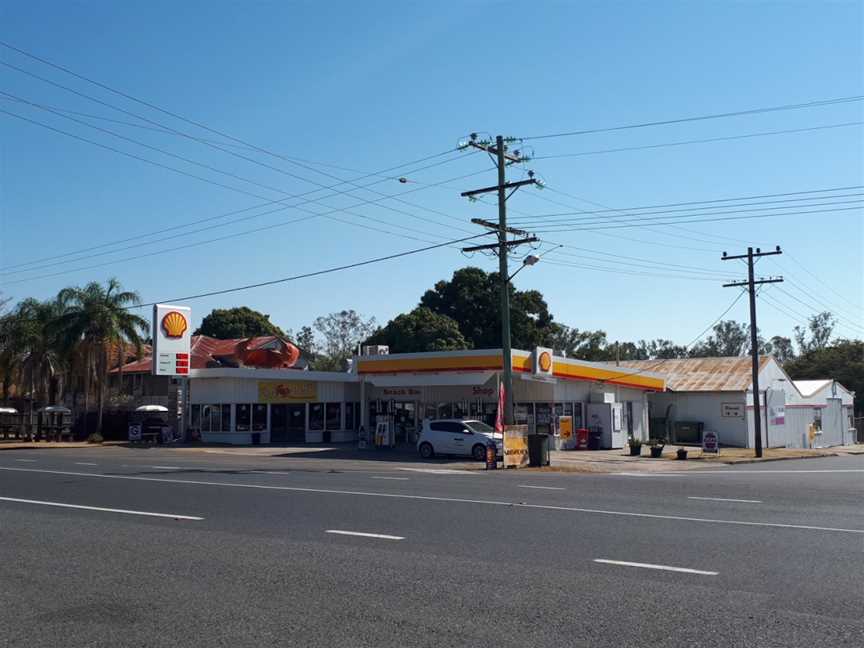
1,448 -> 862,647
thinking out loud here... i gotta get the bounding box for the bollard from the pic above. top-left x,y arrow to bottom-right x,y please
485,442 -> 497,470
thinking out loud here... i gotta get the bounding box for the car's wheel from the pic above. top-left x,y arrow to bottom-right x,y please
471,444 -> 487,462
419,442 -> 434,459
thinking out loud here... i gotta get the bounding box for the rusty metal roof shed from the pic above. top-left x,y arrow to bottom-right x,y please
605,356 -> 773,392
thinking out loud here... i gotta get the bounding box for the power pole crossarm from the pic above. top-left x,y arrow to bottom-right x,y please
722,245 -> 784,458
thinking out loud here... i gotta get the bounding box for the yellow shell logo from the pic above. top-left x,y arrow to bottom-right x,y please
539,351 -> 552,372
161,311 -> 187,339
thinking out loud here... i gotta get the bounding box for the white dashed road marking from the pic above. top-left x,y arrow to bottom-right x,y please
518,485 -> 565,491
371,476 -> 410,481
0,496 -> 203,520
688,496 -> 762,504
594,559 -> 718,576
326,530 -> 404,540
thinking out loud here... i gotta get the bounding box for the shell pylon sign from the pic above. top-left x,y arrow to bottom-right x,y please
152,304 -> 192,376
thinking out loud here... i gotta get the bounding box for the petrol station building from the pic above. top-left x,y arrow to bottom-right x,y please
186,347 -> 666,447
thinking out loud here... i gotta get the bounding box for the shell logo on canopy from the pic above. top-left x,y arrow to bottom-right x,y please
534,346 -> 554,376
161,311 -> 188,339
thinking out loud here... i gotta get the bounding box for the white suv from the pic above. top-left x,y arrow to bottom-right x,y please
417,419 -> 503,461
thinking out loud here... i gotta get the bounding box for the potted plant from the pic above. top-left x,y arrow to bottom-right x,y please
649,438 -> 665,458
676,447 -> 688,460
628,436 -> 642,456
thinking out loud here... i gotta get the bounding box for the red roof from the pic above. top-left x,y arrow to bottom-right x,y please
112,335 -> 303,374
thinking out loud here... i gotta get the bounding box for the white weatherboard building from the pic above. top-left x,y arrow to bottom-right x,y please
608,356 -> 856,449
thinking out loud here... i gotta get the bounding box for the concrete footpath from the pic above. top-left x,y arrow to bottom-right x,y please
2,439 -> 860,473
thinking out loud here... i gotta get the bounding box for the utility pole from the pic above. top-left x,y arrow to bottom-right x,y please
459,134 -> 540,426
722,246 -> 784,458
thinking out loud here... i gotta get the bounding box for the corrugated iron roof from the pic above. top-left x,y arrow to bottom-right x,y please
605,356 -> 772,392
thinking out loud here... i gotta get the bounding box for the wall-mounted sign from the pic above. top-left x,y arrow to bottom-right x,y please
258,381 -> 317,403
702,430 -> 719,454
770,406 -> 786,425
534,347 -> 554,377
152,304 -> 191,376
721,402 -> 744,418
381,388 -> 422,397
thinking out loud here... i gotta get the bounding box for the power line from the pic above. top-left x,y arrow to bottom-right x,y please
126,233 -> 492,310
541,258 -> 719,282
526,205 -> 863,233
1,166 -> 492,285
0,117 -> 481,274
512,186 -> 864,221
520,95 -> 864,140
530,121 -> 863,159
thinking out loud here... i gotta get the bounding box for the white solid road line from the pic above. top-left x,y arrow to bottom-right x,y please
150,466 -> 185,470
617,469 -> 864,477
371,476 -> 410,481
0,496 -> 203,520
326,530 -> 404,540
594,559 -> 718,576
14,459 -> 36,462
688,496 -> 762,504
518,485 -> 566,491
396,467 -> 478,475
74,462 -> 98,466
3,466 -> 863,535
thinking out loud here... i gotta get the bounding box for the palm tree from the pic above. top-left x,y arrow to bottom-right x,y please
0,298 -> 67,433
56,279 -> 148,440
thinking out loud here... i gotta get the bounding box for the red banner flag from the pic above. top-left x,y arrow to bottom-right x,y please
495,379 -> 504,432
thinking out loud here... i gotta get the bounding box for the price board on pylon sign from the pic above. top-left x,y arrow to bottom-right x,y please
152,304 -> 192,376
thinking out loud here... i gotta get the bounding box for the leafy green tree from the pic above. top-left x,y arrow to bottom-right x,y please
764,335 -> 795,363
794,311 -> 835,354
784,339 -> 863,416
366,307 -> 470,353
689,320 -> 751,357
56,279 -> 148,439
311,310 -> 377,371
194,307 -> 285,339
420,267 -> 556,349
548,324 -> 610,360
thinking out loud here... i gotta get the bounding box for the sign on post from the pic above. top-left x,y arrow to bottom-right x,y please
503,424 -> 529,468
702,430 -> 719,454
152,304 -> 192,376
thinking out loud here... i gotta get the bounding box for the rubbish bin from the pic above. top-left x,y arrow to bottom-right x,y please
251,432 -> 261,445
587,427 -> 602,450
527,434 -> 550,467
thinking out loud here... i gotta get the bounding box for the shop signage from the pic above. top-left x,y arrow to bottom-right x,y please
534,347 -> 554,377
770,406 -> 786,425
382,388 -> 421,397
472,386 -> 495,397
559,416 -> 573,440
702,430 -> 719,454
721,402 -> 744,418
258,381 -> 317,403
503,424 -> 529,468
152,304 -> 191,376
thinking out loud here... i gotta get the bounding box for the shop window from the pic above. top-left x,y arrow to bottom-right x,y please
554,403 -> 564,417
563,403 -> 573,417
345,403 -> 354,431
573,402 -> 584,429
252,404 -> 267,431
813,408 -> 822,431
200,404 -> 229,432
326,403 -> 342,430
190,404 -> 201,429
236,404 -> 251,432
310,403 -> 324,430
438,403 -> 453,419
453,401 -> 468,420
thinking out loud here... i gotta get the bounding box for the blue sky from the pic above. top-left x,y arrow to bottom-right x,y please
1,1 -> 862,346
